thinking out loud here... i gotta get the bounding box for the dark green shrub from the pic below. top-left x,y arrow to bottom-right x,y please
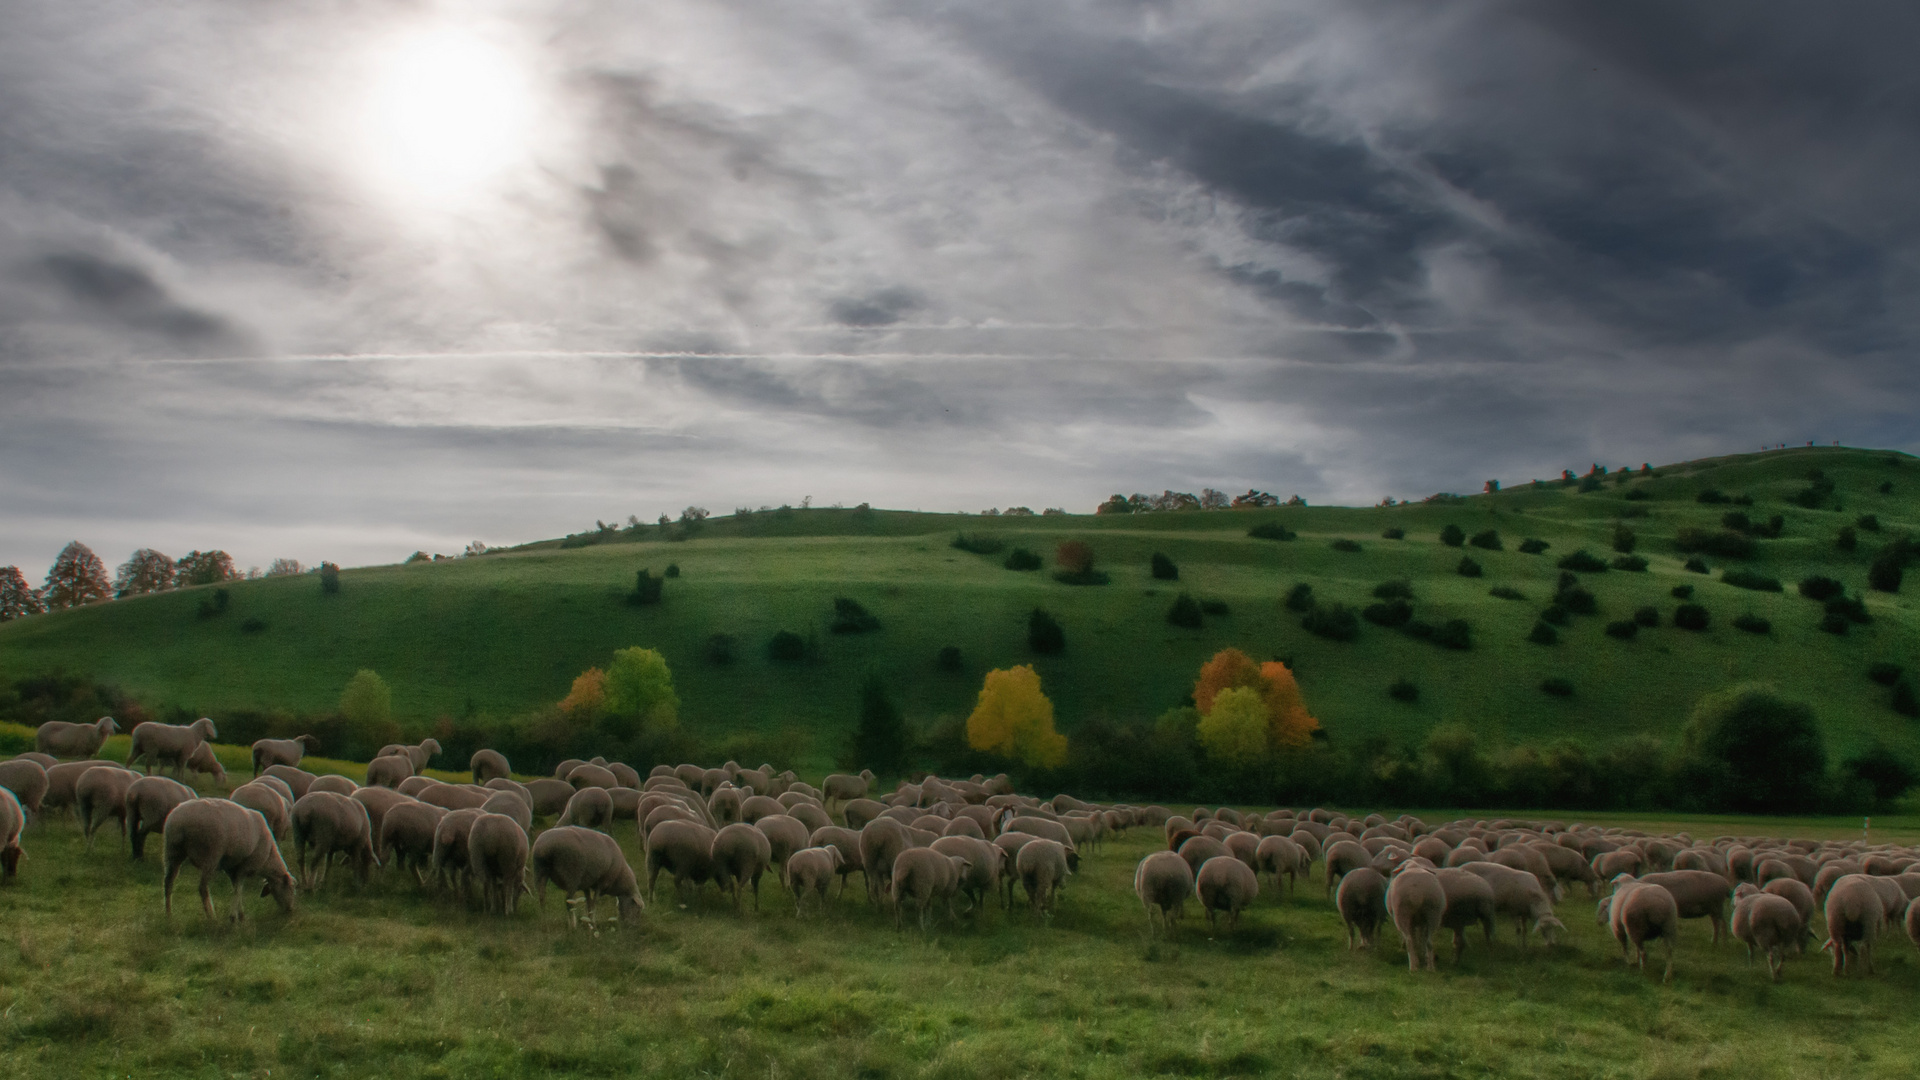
1868,662 -> 1904,686
1797,576 -> 1844,601
1557,585 -> 1598,615
768,631 -> 808,662
1674,527 -> 1756,559
1540,605 -> 1569,626
1684,557 -> 1711,574
1200,599 -> 1230,616
1301,603 -> 1360,642
1674,604 -> 1710,631
1150,553 -> 1179,580
830,597 -> 881,634
1612,525 -> 1637,554
1527,621 -> 1559,645
1604,620 -> 1638,640
1858,514 -> 1881,532
1518,538 -> 1550,555
1489,586 -> 1525,601
1634,606 -> 1660,627
1456,556 -> 1483,578
1249,523 -> 1297,542
1610,555 -> 1648,572
1894,679 -> 1920,718
1283,583 -> 1316,612
1363,599 -> 1413,628
1540,677 -> 1575,697
1166,593 -> 1203,629
936,645 -> 963,672
1373,580 -> 1414,600
1388,679 -> 1419,703
1879,481 -> 1894,495
1618,505 -> 1651,519
1578,476 -> 1603,493
1825,595 -> 1872,624
1469,530 -> 1502,551
1557,550 -> 1608,573
1028,609 -> 1066,654
1731,614 -> 1772,634
851,675 -> 909,776
1868,556 -> 1903,593
1697,489 -> 1729,504
951,533 -> 1005,555
1052,568 -> 1111,586
1004,548 -> 1042,571
1842,743 -> 1918,805
1381,527 -> 1405,540
664,564 -> 681,578
240,617 -> 267,634
319,562 -> 341,595
1439,525 -> 1465,547
1624,488 -> 1650,501
628,569 -> 664,606
1673,685 -> 1825,813
1331,538 -> 1362,553
1837,526 -> 1858,552
195,589 -> 231,620
1432,619 -> 1472,650
702,633 -> 736,666
1722,569 -> 1782,592
1819,613 -> 1850,635
1670,584 -> 1694,599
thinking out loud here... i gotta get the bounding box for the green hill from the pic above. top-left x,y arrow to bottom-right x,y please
2,446 -> 1916,775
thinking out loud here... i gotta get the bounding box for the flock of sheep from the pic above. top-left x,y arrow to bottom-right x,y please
5,715 -> 1920,985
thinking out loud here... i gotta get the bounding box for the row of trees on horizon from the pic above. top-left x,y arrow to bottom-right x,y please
0,541 -> 333,623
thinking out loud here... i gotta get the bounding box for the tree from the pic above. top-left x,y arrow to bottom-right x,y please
1095,495 -> 1131,515
1192,649 -> 1320,754
1166,593 -> 1203,628
558,667 -> 608,721
1674,684 -> 1826,813
1055,540 -> 1094,574
266,558 -> 304,577
1197,687 -> 1269,765
1194,648 -> 1263,714
852,674 -> 909,775
0,567 -> 45,622
603,646 -> 678,735
1439,525 -> 1465,547
1027,609 -> 1065,654
174,550 -> 237,588
114,549 -> 176,598
339,669 -> 396,751
965,665 -> 1067,768
629,569 -> 663,605
319,562 -> 341,594
43,541 -> 110,610
1150,552 -> 1179,580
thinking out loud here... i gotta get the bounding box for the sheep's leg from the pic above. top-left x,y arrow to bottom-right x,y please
163,856 -> 182,915
229,871 -> 247,923
199,867 -> 217,921
1660,937 -> 1674,984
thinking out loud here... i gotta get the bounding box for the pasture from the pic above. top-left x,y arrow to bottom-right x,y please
4,798 -> 1920,1080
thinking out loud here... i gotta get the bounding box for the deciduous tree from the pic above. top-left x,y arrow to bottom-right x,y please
0,567 -> 44,622
558,667 -> 607,721
852,674 -> 908,775
1197,686 -> 1268,764
966,665 -> 1067,768
1055,540 -> 1094,574
603,646 -> 678,735
114,548 -> 176,597
266,558 -> 305,577
174,550 -> 237,588
43,541 -> 110,610
339,669 -> 396,752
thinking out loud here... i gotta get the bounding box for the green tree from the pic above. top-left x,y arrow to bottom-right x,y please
1674,684 -> 1826,813
174,550 -> 238,588
114,549 -> 176,597
1196,686 -> 1268,765
852,674 -> 908,775
339,669 -> 396,752
603,646 -> 679,737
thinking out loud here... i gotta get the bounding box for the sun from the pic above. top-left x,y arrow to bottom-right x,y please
357,26 -> 536,208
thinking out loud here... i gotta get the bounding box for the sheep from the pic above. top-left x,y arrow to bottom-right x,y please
13,752 -> 57,769
524,778 -> 576,818
645,819 -> 717,902
0,787 -> 23,880
182,743 -> 228,788
607,762 -> 642,789
1178,834 -> 1230,878
840,797 -> 885,830
558,787 -> 614,831
480,792 -> 533,833
1732,890 -> 1801,981
1762,877 -> 1817,954
1288,829 -> 1324,864
44,760 -> 119,817
124,775 -> 197,860
1484,845 -> 1562,901
467,812 -> 530,915
710,822 -> 774,910
250,736 -> 318,777
228,780 -> 292,841
822,770 -> 876,808
1593,849 -> 1645,884
36,717 -> 119,759
365,755 -> 413,789
740,794 -> 785,824
306,774 -> 355,797
350,786 -> 412,840
1634,870 -> 1733,943
532,826 -> 646,927
1336,867 -> 1389,949
1324,840 -> 1373,896
378,738 -> 442,773
484,777 -> 534,805
1134,850 -> 1195,934
860,817 -> 915,905
753,814 -> 810,870
788,802 -> 835,835
162,798 -> 297,921
891,847 -> 970,930
783,846 -> 845,916
260,764 -> 318,798
1387,867 -> 1447,972
1221,829 -> 1260,868
128,718 -> 218,778
430,808 -> 486,898
931,835 -> 1004,914
1823,874 -> 1886,977
292,791 -> 380,889
0,759 -> 48,821
709,786 -> 745,826
1907,892 -> 1920,956
568,764 -> 620,791
1529,841 -> 1603,898
1196,855 -> 1260,933
469,749 -> 511,784
379,801 -> 448,884
1015,838 -> 1074,917
1460,861 -> 1565,948
418,782 -> 492,812
75,764 -> 138,851
808,825 -> 866,897
1605,881 -> 1680,982
1436,868 -> 1499,962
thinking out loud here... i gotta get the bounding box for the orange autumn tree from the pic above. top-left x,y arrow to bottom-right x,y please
966,665 -> 1069,768
558,667 -> 608,721
1192,648 -> 1321,762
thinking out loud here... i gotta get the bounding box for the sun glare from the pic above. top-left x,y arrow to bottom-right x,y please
359,27 -> 535,207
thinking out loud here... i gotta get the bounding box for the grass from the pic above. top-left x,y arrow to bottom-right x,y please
5,798 -> 1920,1078
2,446 -> 1917,776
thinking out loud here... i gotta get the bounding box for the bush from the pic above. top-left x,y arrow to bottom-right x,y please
319,562 -> 341,595
1684,557 -> 1711,574
1372,580 -> 1414,600
1722,569 -> 1782,592
1612,525 -> 1637,554
1301,603 -> 1360,642
1540,677 -> 1575,697
1283,583 -> 1315,612
1731,614 -> 1772,634
830,597 -> 881,634
628,569 -> 664,606
1894,679 -> 1920,718
1624,487 -> 1650,501
702,633 -> 736,666
1610,555 -> 1648,572
1556,585 -> 1598,616
1166,593 -> 1203,629
951,533 -> 1005,555
1381,527 -> 1405,540
1842,743 -> 1918,806
1858,514 -> 1881,532
1518,538 -> 1550,555
1673,684 -> 1825,813
195,588 -> 231,620
1388,679 -> 1419,703
1671,584 -> 1694,599
1052,568 -> 1111,586
1674,528 -> 1756,559
1527,621 -> 1559,645
1540,605 -> 1569,626
664,564 -> 681,578
1004,548 -> 1042,571
1362,599 -> 1413,628
1439,525 -> 1465,547
1331,538 -> 1362,553
1837,526 -> 1858,552
1868,662 -> 1904,686
1150,552 -> 1178,580
1249,523 -> 1297,542
1868,556 -> 1904,593
1028,609 -> 1066,654
1456,556 -> 1483,578
1797,576 -> 1844,601
1469,530 -> 1503,551
1634,606 -> 1660,627
1432,619 -> 1472,650
1604,620 -> 1639,640
1674,603 -> 1710,630
1819,613 -> 1850,635
1825,594 -> 1872,624
851,675 -> 909,776
1200,599 -> 1230,616
1696,488 -> 1730,504
1557,550 -> 1609,573
240,617 -> 267,634
767,631 -> 809,662
936,645 -> 963,672
1489,586 -> 1525,601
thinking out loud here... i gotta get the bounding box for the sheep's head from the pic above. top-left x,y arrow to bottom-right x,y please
1537,915 -> 1566,945
617,892 -> 645,922
261,869 -> 298,913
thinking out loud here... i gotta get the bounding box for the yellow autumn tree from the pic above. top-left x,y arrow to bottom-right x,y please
966,665 -> 1068,768
1191,650 -> 1321,757
1197,686 -> 1269,764
558,667 -> 607,721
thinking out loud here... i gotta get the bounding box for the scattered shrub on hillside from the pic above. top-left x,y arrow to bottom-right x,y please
1837,526 -> 1859,552
1819,613 -> 1850,635
1540,677 -> 1575,697
1858,514 -> 1881,532
1362,599 -> 1413,628
1611,555 -> 1648,572
1540,605 -> 1570,626
1439,524 -> 1465,547
1825,595 -> 1872,624
1381,527 -> 1405,540
319,562 -> 341,595
1167,593 -> 1204,629
1469,529 -> 1503,551
628,569 -> 664,606
1004,548 -> 1042,571
1604,620 -> 1638,640
1388,678 -> 1419,703
1894,680 -> 1920,718
1618,505 -> 1651,519
1671,584 -> 1694,599
1842,742 -> 1919,806
1722,569 -> 1782,592
936,645 -> 964,672
703,633 -> 736,666
1055,540 -> 1095,573
1612,525 -> 1637,554
1527,621 -> 1558,645
1578,476 -> 1604,493
1518,538 -> 1550,555
664,564 -> 680,578
1456,556 -> 1483,578
951,533 -> 1005,555
966,665 -> 1067,768
1283,583 -> 1316,612
339,670 -> 396,750
1674,527 -> 1756,560
1869,663 -> 1904,686
195,588 -> 231,620
1556,585 -> 1598,616
1301,602 -> 1360,642
1697,488 -> 1729,504
1868,553 -> 1905,593
830,597 -> 881,634
1684,557 -> 1711,574
767,630 -> 809,663
1798,576 -> 1844,601
1028,609 -> 1066,654
852,675 -> 910,776
1200,599 -> 1230,616
1674,603 -> 1710,631
1331,538 -> 1363,553
1731,614 -> 1772,634
1557,550 -> 1609,573
1432,619 -> 1473,650
602,647 -> 679,737
1672,684 -> 1825,813
1880,481 -> 1895,495
1373,580 -> 1414,600
1150,552 -> 1179,581
1489,586 -> 1525,601
1634,606 -> 1660,627
1722,512 -> 1784,539
240,617 -> 267,634
1249,523 -> 1297,542
1624,488 -> 1651,501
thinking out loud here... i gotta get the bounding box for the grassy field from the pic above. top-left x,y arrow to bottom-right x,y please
5,795 -> 1920,1079
1,446 -> 1916,776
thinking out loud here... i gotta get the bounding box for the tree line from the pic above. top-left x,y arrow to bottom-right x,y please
0,541 -> 310,622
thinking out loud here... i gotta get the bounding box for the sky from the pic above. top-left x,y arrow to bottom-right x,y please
2,0 -> 1917,573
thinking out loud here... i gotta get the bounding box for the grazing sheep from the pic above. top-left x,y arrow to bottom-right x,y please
378,738 -> 443,773
0,759 -> 48,820
254,775 -> 295,806
532,826 -> 646,926
1016,838 -> 1074,917
892,847 -> 970,930
1436,868 -> 1498,962
1732,891 -> 1801,981
467,812 -> 531,915
524,778 -> 575,818
128,718 -> 218,777
162,798 -> 298,922
350,786 -> 412,840
740,794 -> 785,823
76,765 -> 139,851
931,835 -> 1004,914
1134,851 -> 1195,934
1635,870 -> 1733,943
183,743 -> 228,788
710,822 -> 774,910
840,797 -> 885,830
788,802 -> 835,835
569,764 -> 620,791
0,787 -> 23,880
469,749 -> 511,784
1178,834 -> 1230,878
480,792 -> 533,833
646,819 -> 717,902
1605,881 -> 1680,982
558,787 -> 614,831
308,773 -> 355,797
1460,861 -> 1565,948
1530,841 -> 1603,898
1761,877 -> 1817,954
822,770 -> 876,808
123,775 -> 197,861
418,782 -> 491,812
1483,846 -> 1562,901
379,801 -> 448,884
783,847 -> 844,915
292,791 -> 379,889
262,765 -> 319,798
484,777 -> 533,805
1388,868 -> 1447,972
1907,893 -> 1920,956
430,808 -> 486,897
365,755 -> 413,789
396,775 -> 436,798
42,760 -> 118,817
36,717 -> 120,759
13,752 -> 57,769
250,736 -> 318,776
808,825 -> 866,897
1196,855 -> 1260,933
754,814 -> 810,870
1008,815 -> 1076,850
228,780 -> 292,842
1824,874 -> 1886,977
709,787 -> 745,826
607,762 -> 642,789
1221,830 -> 1260,868
1594,849 -> 1645,884
860,818 -> 915,905
1336,867 -> 1389,949
1324,840 -> 1373,896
